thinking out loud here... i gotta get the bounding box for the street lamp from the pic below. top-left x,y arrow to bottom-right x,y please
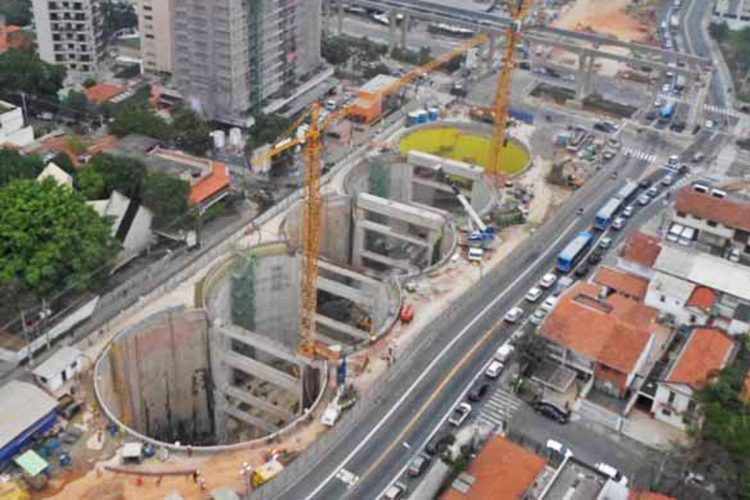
240,462 -> 253,498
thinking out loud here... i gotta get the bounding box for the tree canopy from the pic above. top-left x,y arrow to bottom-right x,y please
171,107 -> 212,155
0,179 -> 118,295
88,154 -> 146,198
109,105 -> 171,140
0,0 -> 32,26
140,172 -> 191,228
245,113 -> 293,152
0,149 -> 44,187
0,49 -> 66,98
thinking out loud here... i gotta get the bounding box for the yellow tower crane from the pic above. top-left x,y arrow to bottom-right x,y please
488,0 -> 535,186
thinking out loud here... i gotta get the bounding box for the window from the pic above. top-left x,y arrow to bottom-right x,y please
662,408 -> 672,416
668,391 -> 676,404
707,220 -> 718,227
660,295 -> 666,303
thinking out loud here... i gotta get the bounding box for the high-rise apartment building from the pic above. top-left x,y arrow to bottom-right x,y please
136,0 -> 174,74
173,0 -> 322,126
31,0 -> 105,77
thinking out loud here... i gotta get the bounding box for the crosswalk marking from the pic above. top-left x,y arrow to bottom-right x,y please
622,147 -> 656,163
477,387 -> 522,433
704,104 -> 739,118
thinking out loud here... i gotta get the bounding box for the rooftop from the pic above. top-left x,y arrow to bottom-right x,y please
666,328 -> 734,390
0,381 -> 58,451
442,436 -> 546,500
541,282 -> 656,376
190,163 -> 231,205
359,74 -> 400,95
85,83 -> 127,105
675,184 -> 750,232
593,267 -> 650,300
620,231 -> 662,268
686,286 -> 716,312
36,162 -> 74,188
654,245 -> 750,302
32,346 -> 83,382
541,457 -> 610,500
628,491 -> 676,500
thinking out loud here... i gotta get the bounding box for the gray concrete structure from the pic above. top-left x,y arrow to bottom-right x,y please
173,0 -> 323,126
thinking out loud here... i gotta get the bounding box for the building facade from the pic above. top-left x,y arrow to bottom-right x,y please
31,0 -> 105,78
0,100 -> 34,147
172,0 -> 322,126
136,0 -> 174,74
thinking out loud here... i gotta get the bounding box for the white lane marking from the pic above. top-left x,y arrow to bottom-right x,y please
303,214 -> 582,500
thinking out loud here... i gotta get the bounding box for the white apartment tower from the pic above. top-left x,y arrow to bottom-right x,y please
173,0 -> 322,126
31,0 -> 105,77
137,0 -> 174,74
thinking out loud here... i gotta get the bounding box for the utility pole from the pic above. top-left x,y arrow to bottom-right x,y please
20,309 -> 33,367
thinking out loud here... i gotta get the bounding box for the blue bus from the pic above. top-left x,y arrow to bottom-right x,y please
594,198 -> 621,230
557,231 -> 594,273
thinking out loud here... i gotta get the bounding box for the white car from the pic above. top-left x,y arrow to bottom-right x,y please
661,174 -> 674,186
448,402 -> 472,426
504,307 -> 524,323
598,237 -> 612,250
525,287 -> 543,303
705,119 -> 715,129
662,83 -> 671,92
638,193 -> 651,206
596,463 -> 628,486
612,217 -> 626,231
622,205 -> 634,217
729,247 -> 741,263
539,273 -> 558,289
546,439 -> 573,459
668,154 -> 679,166
541,296 -> 558,314
529,308 -> 547,325
485,360 -> 504,379
383,482 -> 407,500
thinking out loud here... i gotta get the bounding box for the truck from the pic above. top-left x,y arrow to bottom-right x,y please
252,459 -> 284,488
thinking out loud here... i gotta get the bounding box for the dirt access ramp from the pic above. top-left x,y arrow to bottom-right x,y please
552,0 -> 656,44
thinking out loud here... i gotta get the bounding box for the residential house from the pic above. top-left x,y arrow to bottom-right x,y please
593,266 -> 650,302
617,231 -> 662,280
84,83 -> 126,105
652,327 -> 734,431
540,282 -> 660,399
88,190 -> 154,269
442,436 -> 547,499
649,244 -> 750,334
0,23 -> 33,54
36,162 -> 74,188
189,162 -> 232,212
671,183 -> 750,262
0,99 -> 34,147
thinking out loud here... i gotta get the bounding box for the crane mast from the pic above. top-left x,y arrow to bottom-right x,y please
489,0 -> 535,185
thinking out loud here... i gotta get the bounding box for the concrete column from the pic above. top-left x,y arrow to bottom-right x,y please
352,209 -> 366,268
401,13 -> 409,49
584,55 -> 596,96
389,11 -> 397,53
575,49 -> 589,101
402,164 -> 414,203
337,0 -> 344,35
488,33 -> 497,70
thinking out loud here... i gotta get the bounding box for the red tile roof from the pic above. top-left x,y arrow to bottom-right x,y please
686,286 -> 717,312
541,282 -> 655,376
85,83 -> 126,105
594,267 -> 650,300
441,436 -> 546,500
675,185 -> 750,232
629,492 -> 676,500
190,163 -> 231,205
668,328 -> 734,389
620,231 -> 662,268
0,25 -> 30,53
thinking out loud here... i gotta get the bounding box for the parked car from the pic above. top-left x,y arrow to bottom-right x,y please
407,454 -> 431,477
529,308 -> 547,325
661,174 -> 674,186
485,360 -> 504,379
612,217 -> 626,231
729,247 -> 741,263
504,307 -> 524,323
598,237 -> 612,250
539,272 -> 558,289
468,383 -> 490,402
532,401 -> 570,424
383,481 -> 408,500
525,287 -> 543,303
638,179 -> 652,189
622,205 -> 634,217
587,250 -> 602,265
595,463 -> 628,486
546,439 -> 573,459
425,432 -> 454,455
647,186 -> 659,197
574,264 -> 590,278
448,402 -> 472,426
540,296 -> 558,313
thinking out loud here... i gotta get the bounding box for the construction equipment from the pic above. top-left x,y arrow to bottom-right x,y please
441,169 -> 496,243
488,0 -> 535,185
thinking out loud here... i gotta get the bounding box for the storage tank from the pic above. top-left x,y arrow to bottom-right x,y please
211,130 -> 226,149
229,127 -> 243,148
427,107 -> 439,121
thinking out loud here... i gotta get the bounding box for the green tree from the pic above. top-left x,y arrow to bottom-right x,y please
363,62 -> 392,80
102,1 -> 138,38
49,152 -> 76,176
63,90 -> 92,114
88,154 -> 146,198
0,179 -> 118,295
171,107 -> 212,155
246,113 -> 293,151
77,166 -> 107,200
0,49 -> 66,98
709,22 -> 730,43
0,0 -> 32,26
0,148 -> 44,186
140,172 -> 191,227
322,36 -> 352,65
109,105 -> 171,140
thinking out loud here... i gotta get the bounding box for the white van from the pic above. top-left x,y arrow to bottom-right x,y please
679,226 -> 695,246
468,247 -> 484,262
667,223 -> 684,242
595,463 -> 628,486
